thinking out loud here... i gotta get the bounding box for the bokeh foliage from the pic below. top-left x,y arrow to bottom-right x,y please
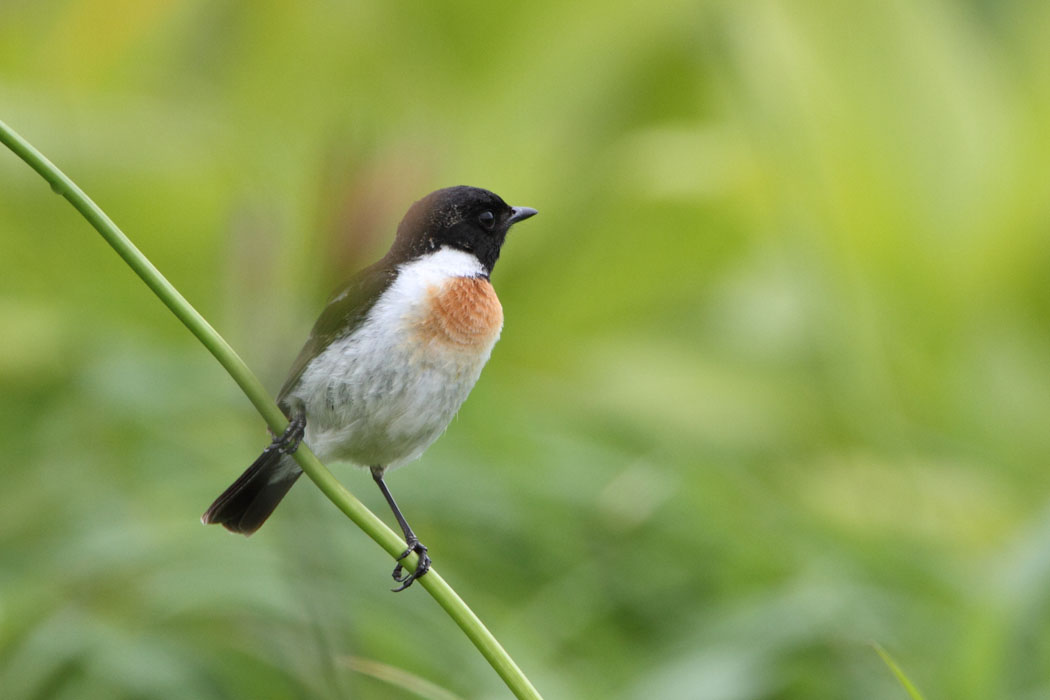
3,1 -> 1050,698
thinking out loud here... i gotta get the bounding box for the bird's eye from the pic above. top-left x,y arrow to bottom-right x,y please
478,211 -> 495,229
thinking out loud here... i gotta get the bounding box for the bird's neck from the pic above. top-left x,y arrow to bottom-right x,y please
396,247 -> 488,281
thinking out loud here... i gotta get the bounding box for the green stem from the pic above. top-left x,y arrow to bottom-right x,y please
0,118 -> 542,700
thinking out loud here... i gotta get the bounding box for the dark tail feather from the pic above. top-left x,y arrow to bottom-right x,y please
202,448 -> 303,536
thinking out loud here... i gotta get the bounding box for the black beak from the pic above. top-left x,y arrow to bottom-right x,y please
508,206 -> 538,225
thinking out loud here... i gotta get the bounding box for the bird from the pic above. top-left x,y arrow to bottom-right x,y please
202,185 -> 537,590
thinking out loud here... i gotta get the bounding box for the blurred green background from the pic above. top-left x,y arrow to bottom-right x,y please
3,1 -> 1050,698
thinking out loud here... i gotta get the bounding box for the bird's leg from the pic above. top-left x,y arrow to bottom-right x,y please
371,466 -> 431,592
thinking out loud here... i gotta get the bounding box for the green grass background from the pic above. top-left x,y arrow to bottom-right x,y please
3,1 -> 1050,698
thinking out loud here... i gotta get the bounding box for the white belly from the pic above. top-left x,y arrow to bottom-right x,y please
287,248 -> 502,470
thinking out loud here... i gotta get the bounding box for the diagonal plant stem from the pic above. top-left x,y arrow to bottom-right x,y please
872,643 -> 926,700
0,118 -> 542,700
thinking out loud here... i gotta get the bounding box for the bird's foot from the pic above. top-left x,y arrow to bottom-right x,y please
274,415 -> 306,455
391,538 -> 431,592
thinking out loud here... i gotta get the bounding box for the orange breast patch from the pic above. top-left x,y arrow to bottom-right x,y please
418,277 -> 503,348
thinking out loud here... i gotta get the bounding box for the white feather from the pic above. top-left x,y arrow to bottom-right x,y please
285,248 -> 501,471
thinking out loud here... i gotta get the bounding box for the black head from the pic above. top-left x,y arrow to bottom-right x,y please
388,186 -> 537,274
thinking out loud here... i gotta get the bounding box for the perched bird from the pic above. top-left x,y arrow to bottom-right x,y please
202,186 -> 537,590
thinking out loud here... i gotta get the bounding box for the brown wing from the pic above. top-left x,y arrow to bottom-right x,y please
276,260 -> 396,409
